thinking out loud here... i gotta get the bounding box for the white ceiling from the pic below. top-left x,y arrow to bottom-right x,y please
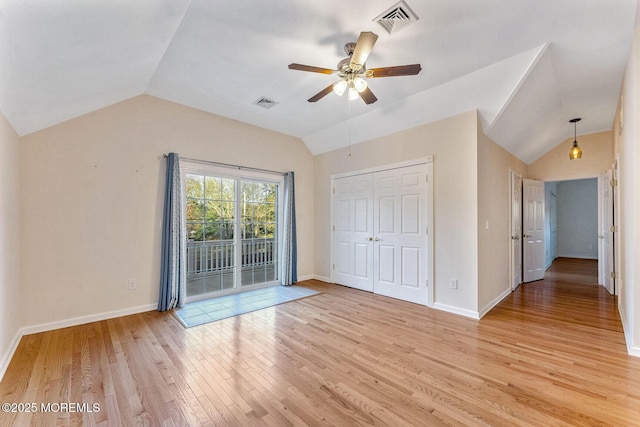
0,0 -> 637,163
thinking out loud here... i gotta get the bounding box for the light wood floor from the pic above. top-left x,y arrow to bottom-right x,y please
2,258 -> 640,426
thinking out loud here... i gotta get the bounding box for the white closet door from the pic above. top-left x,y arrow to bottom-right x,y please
373,164 -> 428,304
332,174 -> 374,292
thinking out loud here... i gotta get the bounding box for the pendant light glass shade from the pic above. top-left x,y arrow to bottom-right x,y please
569,140 -> 582,159
569,118 -> 582,160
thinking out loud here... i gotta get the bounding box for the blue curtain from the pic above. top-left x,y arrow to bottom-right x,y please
158,153 -> 185,311
281,171 -> 297,285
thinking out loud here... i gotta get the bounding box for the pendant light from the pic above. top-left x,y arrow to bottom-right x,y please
569,118 -> 582,160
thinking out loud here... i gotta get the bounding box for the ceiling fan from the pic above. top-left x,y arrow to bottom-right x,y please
288,31 -> 421,105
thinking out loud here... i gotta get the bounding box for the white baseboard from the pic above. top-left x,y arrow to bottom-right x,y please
628,343 -> 640,358
0,303 -> 157,383
297,275 -> 332,283
619,305 -> 640,358
478,288 -> 511,319
433,302 -> 480,319
0,328 -> 23,383
21,303 -> 157,336
555,254 -> 598,260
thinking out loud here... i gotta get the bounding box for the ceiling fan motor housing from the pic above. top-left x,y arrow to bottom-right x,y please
344,42 -> 356,56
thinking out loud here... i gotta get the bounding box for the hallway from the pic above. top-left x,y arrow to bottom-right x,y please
496,257 -> 617,330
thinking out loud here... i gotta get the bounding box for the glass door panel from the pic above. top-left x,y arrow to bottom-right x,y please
240,181 -> 278,287
185,171 -> 279,300
186,174 -> 237,298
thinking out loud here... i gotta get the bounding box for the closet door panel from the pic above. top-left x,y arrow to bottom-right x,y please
373,165 -> 428,304
332,174 -> 374,291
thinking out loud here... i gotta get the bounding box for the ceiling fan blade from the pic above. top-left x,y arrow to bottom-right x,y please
358,87 -> 378,105
288,63 -> 335,74
350,32 -> 378,70
308,84 -> 335,102
370,64 -> 422,78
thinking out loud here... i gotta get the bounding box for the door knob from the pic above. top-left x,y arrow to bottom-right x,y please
512,236 -> 520,240
374,237 -> 382,242
523,234 -> 532,238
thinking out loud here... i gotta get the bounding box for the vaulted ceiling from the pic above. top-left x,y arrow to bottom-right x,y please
0,0 -> 637,163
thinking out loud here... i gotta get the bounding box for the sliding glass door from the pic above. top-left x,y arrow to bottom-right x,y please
183,164 -> 281,301
240,181 -> 278,286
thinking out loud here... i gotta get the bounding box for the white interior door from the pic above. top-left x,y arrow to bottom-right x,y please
510,171 -> 522,290
373,164 -> 428,305
600,170 -> 615,294
523,179 -> 545,282
332,174 -> 374,292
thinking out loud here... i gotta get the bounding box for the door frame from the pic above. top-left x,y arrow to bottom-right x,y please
180,160 -> 285,303
536,173 -> 617,295
613,155 -> 620,296
547,190 -> 557,268
330,156 -> 434,307
509,169 -> 523,291
597,170 -> 615,294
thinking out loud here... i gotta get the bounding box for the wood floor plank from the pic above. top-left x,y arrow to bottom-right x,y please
2,257 -> 640,425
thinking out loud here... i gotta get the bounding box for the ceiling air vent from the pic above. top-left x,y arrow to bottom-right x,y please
253,97 -> 278,109
373,0 -> 419,35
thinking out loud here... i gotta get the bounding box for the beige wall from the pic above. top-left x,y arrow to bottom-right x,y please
527,131 -> 614,181
614,25 -> 640,355
314,111 -> 480,315
0,111 -> 21,376
19,95 -> 314,327
477,128 -> 527,314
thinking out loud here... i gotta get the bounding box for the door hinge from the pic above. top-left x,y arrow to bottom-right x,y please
610,271 -> 618,279
610,179 -> 618,187
426,226 -> 428,235
332,187 -> 335,194
332,225 -> 335,231
610,225 -> 618,232
333,264 -> 335,270
425,175 -> 429,183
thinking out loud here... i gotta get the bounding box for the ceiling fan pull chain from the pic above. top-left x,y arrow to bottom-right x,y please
348,99 -> 352,157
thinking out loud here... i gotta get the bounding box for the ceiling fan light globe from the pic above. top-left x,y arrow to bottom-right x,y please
353,77 -> 368,93
333,80 -> 347,96
348,87 -> 359,101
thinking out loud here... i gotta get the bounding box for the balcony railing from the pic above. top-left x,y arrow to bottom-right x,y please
186,238 -> 276,278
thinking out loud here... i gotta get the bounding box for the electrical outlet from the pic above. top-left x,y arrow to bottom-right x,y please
449,279 -> 458,289
128,279 -> 137,290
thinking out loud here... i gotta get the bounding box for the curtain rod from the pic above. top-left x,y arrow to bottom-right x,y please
163,154 -> 285,176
